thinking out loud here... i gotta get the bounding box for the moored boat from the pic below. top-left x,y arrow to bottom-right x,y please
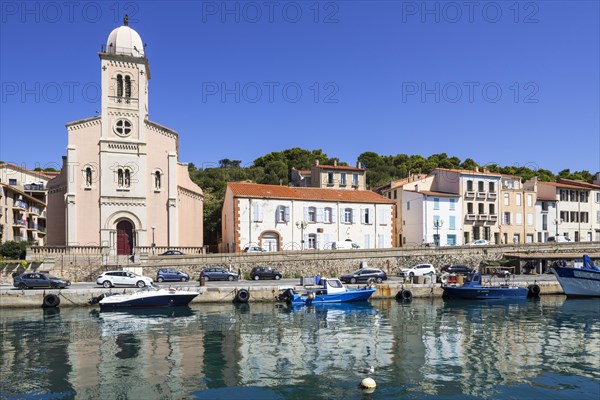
276,278 -> 375,306
552,255 -> 600,298
89,285 -> 199,308
442,273 -> 529,300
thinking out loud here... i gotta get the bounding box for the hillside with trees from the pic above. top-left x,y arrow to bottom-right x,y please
187,149 -> 597,245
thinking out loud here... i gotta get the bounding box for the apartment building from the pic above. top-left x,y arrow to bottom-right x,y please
221,182 -> 394,252
430,168 -> 502,244
498,175 -> 537,243
291,160 -> 366,190
0,163 -> 53,245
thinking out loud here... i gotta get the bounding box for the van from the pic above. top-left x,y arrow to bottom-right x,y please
547,236 -> 571,243
332,241 -> 359,250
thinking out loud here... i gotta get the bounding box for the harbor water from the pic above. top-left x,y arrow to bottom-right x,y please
1,297 -> 599,399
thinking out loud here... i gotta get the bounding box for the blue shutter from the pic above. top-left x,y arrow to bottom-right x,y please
449,216 -> 456,230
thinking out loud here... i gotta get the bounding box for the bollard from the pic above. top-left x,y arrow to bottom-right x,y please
199,274 -> 206,287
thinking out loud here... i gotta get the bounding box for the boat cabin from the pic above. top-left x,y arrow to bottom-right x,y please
313,278 -> 347,295
462,273 -> 483,287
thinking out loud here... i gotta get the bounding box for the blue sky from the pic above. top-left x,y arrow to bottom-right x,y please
1,1 -> 599,174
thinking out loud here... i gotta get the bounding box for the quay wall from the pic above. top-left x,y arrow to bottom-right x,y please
0,280 -> 565,308
3,242 -> 598,284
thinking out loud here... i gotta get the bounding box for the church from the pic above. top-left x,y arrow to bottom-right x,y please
47,17 -> 204,255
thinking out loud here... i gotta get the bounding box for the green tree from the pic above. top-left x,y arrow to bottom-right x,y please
0,241 -> 26,260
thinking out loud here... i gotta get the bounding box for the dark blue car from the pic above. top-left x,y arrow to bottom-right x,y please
156,268 -> 190,282
14,272 -> 71,289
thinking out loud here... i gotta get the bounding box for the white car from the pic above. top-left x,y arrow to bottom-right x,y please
466,239 -> 489,246
243,246 -> 266,253
96,271 -> 154,288
400,264 -> 436,278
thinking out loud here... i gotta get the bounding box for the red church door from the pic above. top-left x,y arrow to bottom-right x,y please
116,220 -> 134,255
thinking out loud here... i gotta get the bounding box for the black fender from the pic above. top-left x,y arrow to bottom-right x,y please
234,289 -> 250,303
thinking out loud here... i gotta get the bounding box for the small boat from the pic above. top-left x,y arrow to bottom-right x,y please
276,278 -> 375,306
552,255 -> 600,298
442,273 -> 528,300
89,285 -> 199,308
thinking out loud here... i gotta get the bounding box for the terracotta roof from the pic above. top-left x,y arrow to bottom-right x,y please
0,162 -> 55,179
538,181 -> 590,190
418,190 -> 461,197
433,167 -> 502,177
315,164 -> 364,171
536,195 -> 557,201
0,182 -> 46,205
227,182 -> 394,204
556,178 -> 600,190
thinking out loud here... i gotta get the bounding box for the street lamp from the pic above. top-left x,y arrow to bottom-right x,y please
433,219 -> 444,247
296,221 -> 308,250
553,218 -> 563,237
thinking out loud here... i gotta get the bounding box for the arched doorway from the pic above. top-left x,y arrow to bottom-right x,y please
261,232 -> 279,252
116,220 -> 134,255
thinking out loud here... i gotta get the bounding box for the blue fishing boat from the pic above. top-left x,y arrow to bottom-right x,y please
442,273 -> 529,300
276,278 -> 375,306
552,255 -> 600,298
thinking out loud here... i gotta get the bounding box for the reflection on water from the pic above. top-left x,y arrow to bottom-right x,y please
1,297 -> 599,399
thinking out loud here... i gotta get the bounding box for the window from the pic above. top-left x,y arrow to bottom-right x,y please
447,234 -> 456,246
406,201 -> 410,210
489,204 -> 495,215
324,207 -> 332,223
154,171 -> 161,190
125,76 -> 131,98
597,211 -> 600,224
527,194 -> 533,207
327,172 -> 334,185
483,227 -> 490,240
560,211 -> 569,222
9,178 -> 17,185
308,233 -> 317,249
504,193 -> 509,206
516,212 -> 523,225
449,198 -> 456,210
516,193 -> 522,206
560,190 -> 567,201
378,209 -> 389,225
478,203 -> 484,214
124,169 -> 130,187
85,167 -> 93,187
478,181 -> 484,191
449,216 -> 456,230
361,208 -> 371,224
393,190 -> 397,199
344,208 -> 353,223
467,203 -> 473,214
433,198 -> 440,210
467,180 -> 473,191
339,173 -> 346,185
252,203 -> 263,222
117,169 -> 124,187
473,227 -> 480,240
276,206 -> 289,223
580,212 -> 588,223
114,119 -> 132,136
307,207 -> 316,222
596,193 -> 600,203
352,174 -> 359,186
489,182 -> 495,193
503,212 -> 511,225
527,213 -> 533,226
117,74 -> 123,97
570,211 -> 579,223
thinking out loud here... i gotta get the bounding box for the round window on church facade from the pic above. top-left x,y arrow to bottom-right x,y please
114,119 -> 132,137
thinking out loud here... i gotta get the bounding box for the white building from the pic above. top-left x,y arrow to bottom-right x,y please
402,189 -> 462,246
221,182 -> 395,252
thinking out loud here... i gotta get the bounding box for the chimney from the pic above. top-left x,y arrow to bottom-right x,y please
474,166 -> 479,172
483,167 -> 489,173
414,184 -> 419,192
333,160 -> 337,167
315,159 -> 319,166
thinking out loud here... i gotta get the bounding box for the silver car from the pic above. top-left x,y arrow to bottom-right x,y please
96,271 -> 153,288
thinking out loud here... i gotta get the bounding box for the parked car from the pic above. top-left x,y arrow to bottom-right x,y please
331,241 -> 360,250
491,269 -> 511,278
250,266 -> 282,280
159,250 -> 185,256
96,271 -> 154,288
201,267 -> 238,281
547,236 -> 572,243
243,246 -> 266,253
400,264 -> 436,279
441,265 -> 475,275
156,268 -> 189,282
466,239 -> 489,246
13,272 -> 71,290
340,268 -> 387,284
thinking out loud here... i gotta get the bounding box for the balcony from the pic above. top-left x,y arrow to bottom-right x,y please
13,200 -> 29,210
24,184 -> 45,191
478,214 -> 489,221
487,192 -> 497,199
27,223 -> 39,231
476,191 -> 487,199
13,219 -> 27,227
465,191 -> 475,198
466,214 -> 477,221
30,206 -> 41,215
38,210 -> 47,219
489,214 -> 498,221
